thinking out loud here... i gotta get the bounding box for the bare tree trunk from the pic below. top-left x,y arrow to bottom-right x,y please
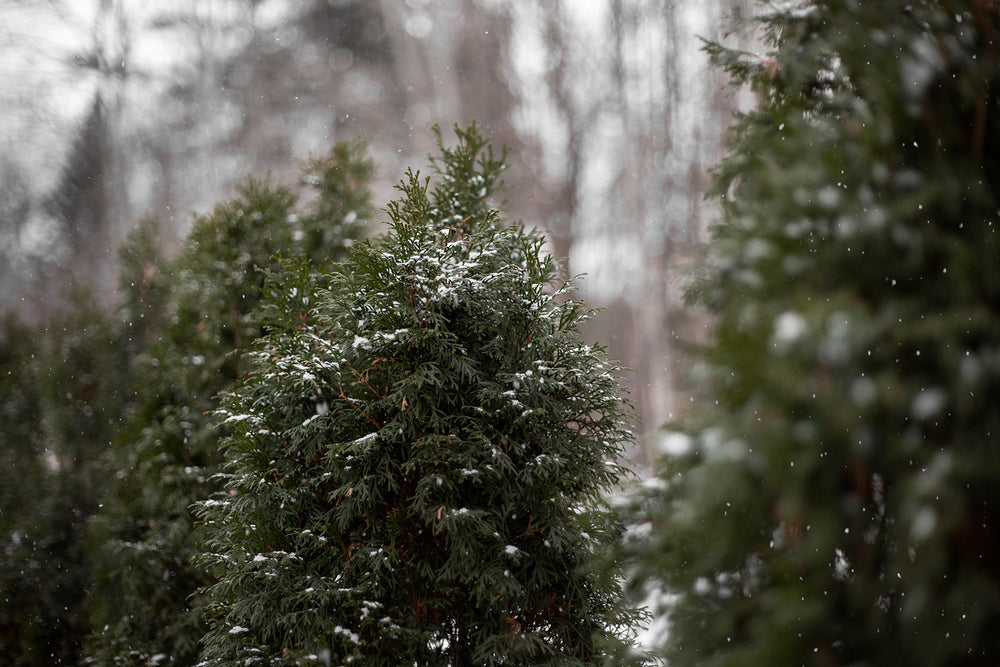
502,0 -> 747,452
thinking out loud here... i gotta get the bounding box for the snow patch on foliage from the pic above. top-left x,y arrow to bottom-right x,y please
910,506 -> 937,542
352,432 -> 378,447
912,387 -> 946,420
818,313 -> 852,365
772,311 -> 807,347
332,626 -> 360,644
901,36 -> 944,101
657,431 -> 692,456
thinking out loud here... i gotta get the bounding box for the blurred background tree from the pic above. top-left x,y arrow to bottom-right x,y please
2,138 -> 372,665
623,2 -> 1000,664
0,295 -> 127,664
84,140 -> 373,665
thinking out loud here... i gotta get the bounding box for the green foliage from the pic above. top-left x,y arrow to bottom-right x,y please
298,138 -> 374,268
195,124 -> 637,665
85,141 -> 374,666
1,295 -> 127,665
625,3 -> 1000,666
116,214 -> 172,360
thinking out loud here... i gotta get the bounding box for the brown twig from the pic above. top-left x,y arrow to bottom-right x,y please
338,385 -> 381,429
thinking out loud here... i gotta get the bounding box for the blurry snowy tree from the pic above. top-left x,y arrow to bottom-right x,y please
623,2 -> 1000,665
1,208 -> 181,664
0,156 -> 34,305
194,124 -> 639,665
0,0 -> 154,315
0,296 -> 128,665
114,214 -> 174,363
84,140 -> 373,665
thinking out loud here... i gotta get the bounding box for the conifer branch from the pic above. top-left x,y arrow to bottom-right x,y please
338,385 -> 381,429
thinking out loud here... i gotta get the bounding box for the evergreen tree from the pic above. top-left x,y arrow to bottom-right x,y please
1,294 -> 126,665
115,214 -> 173,364
194,124 -> 637,665
85,141 -> 374,665
624,2 -> 1000,665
